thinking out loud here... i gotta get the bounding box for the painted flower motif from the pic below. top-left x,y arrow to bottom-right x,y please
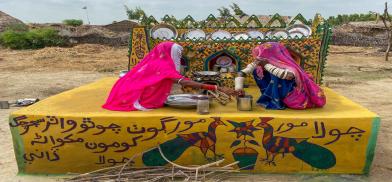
228,120 -> 260,138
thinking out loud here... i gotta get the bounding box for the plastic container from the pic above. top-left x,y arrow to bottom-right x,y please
235,77 -> 245,91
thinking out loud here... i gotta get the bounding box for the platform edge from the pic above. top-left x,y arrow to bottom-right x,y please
363,117 -> 380,175
9,115 -> 26,175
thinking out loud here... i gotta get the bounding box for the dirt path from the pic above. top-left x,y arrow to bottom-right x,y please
0,45 -> 391,181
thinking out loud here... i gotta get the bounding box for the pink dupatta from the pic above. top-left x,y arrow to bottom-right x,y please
252,42 -> 326,109
102,42 -> 183,111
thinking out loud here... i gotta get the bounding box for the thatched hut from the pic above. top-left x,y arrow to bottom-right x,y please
332,21 -> 388,47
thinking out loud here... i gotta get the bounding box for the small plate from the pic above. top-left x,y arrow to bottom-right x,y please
211,30 -> 232,40
151,24 -> 178,39
287,24 -> 312,37
247,30 -> 264,39
234,33 -> 249,40
184,29 -> 206,40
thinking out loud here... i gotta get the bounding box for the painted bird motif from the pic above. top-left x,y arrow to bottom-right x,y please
142,117 -> 226,166
255,117 -> 336,169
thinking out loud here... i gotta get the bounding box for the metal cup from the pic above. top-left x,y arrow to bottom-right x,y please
196,95 -> 210,114
237,95 -> 253,111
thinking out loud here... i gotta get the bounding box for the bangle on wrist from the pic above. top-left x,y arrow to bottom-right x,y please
177,77 -> 185,84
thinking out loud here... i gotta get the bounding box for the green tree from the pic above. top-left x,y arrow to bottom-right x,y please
124,5 -> 146,22
327,13 -> 379,26
0,28 -> 64,50
217,6 -> 232,20
230,3 -> 247,18
4,23 -> 28,32
62,19 -> 83,26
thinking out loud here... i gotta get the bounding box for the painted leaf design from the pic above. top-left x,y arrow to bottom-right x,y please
248,140 -> 260,146
230,140 -> 241,148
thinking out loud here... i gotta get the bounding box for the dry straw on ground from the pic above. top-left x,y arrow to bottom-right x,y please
66,145 -> 241,182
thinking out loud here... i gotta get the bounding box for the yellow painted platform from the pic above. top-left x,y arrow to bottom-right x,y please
10,77 -> 380,175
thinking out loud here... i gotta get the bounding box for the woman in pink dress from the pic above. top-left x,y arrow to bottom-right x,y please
102,41 -> 237,111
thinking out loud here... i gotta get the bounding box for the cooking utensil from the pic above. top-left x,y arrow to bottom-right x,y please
165,94 -> 210,109
194,71 -> 220,76
196,95 -> 210,114
207,90 -> 231,105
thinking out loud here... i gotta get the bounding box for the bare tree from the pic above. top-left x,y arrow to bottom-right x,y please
376,2 -> 392,61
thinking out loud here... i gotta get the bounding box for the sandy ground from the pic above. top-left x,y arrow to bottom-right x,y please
0,45 -> 391,181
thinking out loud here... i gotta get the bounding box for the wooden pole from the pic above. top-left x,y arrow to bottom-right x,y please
380,2 -> 392,61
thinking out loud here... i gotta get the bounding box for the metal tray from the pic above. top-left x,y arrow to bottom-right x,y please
193,71 -> 220,77
165,94 -> 198,109
165,94 -> 209,109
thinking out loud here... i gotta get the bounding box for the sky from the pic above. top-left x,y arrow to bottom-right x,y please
0,0 -> 386,25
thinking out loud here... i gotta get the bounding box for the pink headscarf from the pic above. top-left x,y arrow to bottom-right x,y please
252,42 -> 326,109
102,41 -> 184,111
